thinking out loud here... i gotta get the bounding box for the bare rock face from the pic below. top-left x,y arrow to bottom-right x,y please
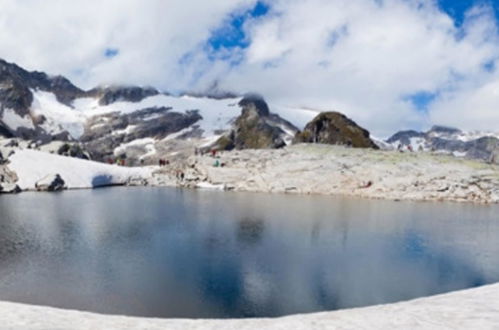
56,143 -> 90,160
215,94 -> 298,151
35,174 -> 65,192
0,59 -> 85,106
386,130 -> 426,145
81,107 -> 202,162
86,86 -> 159,106
294,112 -> 379,149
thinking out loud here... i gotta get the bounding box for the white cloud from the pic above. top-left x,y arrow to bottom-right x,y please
0,0 -> 498,136
212,0 -> 499,136
0,0 -> 254,89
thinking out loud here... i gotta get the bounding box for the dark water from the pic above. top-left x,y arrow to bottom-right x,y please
0,187 -> 498,318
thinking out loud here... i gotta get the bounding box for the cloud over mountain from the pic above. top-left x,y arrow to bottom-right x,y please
0,0 -> 498,136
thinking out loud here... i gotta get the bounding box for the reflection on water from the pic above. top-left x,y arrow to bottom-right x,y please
0,187 -> 498,318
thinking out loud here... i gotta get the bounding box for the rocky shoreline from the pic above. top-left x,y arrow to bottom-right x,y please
2,144 -> 499,204
150,144 -> 499,204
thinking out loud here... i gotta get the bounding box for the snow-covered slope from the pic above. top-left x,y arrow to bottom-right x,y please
20,89 -> 243,142
2,85 -> 308,165
76,93 -> 302,164
31,90 -> 86,138
73,94 -> 242,136
8,149 -> 152,190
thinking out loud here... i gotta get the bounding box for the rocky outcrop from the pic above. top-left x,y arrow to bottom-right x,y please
0,59 -> 85,106
35,174 -> 65,192
215,94 -> 298,150
466,137 -> 499,163
0,182 -> 20,193
56,143 -> 90,160
86,86 -> 159,106
0,164 -> 19,193
294,112 -> 379,149
0,58 -> 85,141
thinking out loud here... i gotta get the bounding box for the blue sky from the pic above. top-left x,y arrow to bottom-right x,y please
207,1 -> 499,51
438,0 -> 499,26
408,0 -> 499,112
208,1 -> 269,51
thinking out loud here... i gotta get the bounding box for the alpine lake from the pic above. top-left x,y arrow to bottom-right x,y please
0,187 -> 498,318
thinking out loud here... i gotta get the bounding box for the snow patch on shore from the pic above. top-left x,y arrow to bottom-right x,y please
7,149 -> 153,190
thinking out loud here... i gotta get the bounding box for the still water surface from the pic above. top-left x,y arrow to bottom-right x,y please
0,187 -> 498,318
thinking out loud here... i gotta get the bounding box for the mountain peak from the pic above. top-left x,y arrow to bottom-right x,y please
86,85 -> 160,106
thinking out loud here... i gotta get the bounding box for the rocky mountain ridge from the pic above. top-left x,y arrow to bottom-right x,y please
386,126 -> 499,164
0,59 -> 306,166
0,58 -> 167,141
1,57 -> 497,175
0,58 -> 384,170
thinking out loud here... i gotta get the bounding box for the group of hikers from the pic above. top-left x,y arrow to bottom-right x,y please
107,158 -> 126,166
107,157 -> 172,167
397,144 -> 424,152
194,147 -> 219,157
106,146 -> 226,171
158,159 -> 170,166
175,170 -> 185,181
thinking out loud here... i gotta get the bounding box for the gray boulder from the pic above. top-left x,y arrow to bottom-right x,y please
0,182 -> 20,193
0,165 -> 20,193
35,174 -> 65,192
57,143 -> 90,160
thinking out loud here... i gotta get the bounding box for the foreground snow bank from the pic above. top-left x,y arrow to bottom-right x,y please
8,150 -> 153,190
1,283 -> 498,329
